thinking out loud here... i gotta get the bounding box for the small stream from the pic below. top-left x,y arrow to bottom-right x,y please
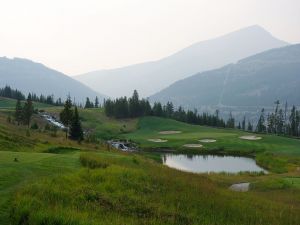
162,154 -> 267,173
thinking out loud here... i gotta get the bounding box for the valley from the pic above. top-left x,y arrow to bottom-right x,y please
0,99 -> 299,224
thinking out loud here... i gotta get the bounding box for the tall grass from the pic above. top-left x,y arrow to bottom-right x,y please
10,153 -> 300,225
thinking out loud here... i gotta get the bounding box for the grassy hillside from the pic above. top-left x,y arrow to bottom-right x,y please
8,152 -> 300,225
0,105 -> 300,224
0,97 -> 53,109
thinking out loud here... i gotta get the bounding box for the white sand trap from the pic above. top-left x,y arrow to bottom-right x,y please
147,138 -> 168,143
239,135 -> 262,140
159,130 -> 182,135
229,183 -> 250,192
183,144 -> 203,148
199,139 -> 216,143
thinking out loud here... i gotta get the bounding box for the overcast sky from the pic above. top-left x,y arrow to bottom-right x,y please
0,0 -> 299,75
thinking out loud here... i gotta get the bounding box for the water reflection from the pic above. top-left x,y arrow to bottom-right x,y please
162,154 -> 267,173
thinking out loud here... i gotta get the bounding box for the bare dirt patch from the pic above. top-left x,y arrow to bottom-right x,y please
199,139 -> 216,143
159,131 -> 182,135
239,135 -> 262,140
147,139 -> 168,143
183,144 -> 203,148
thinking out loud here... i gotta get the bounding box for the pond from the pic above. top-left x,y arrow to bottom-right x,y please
162,154 -> 267,173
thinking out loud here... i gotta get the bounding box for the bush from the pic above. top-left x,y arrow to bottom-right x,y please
30,122 -> 39,130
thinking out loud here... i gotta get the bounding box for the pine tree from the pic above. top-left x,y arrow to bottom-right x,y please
95,96 -> 99,108
226,112 -> 235,128
22,94 -> 34,127
85,97 -> 92,108
256,108 -> 266,133
290,106 -> 297,136
242,116 -> 246,130
60,96 -> 73,138
128,90 -> 141,117
14,98 -> 23,125
152,102 -> 163,117
70,106 -> 83,141
247,121 -> 253,132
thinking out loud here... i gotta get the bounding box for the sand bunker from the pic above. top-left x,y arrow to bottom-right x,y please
159,130 -> 182,135
147,138 -> 168,143
183,144 -> 203,148
199,139 -> 216,143
239,135 -> 262,140
229,183 -> 250,192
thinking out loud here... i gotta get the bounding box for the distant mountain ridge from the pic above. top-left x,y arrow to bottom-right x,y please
75,25 -> 288,98
150,44 -> 300,109
0,57 -> 106,103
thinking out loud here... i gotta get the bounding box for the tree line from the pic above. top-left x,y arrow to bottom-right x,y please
0,85 -> 63,106
255,101 -> 300,137
104,90 -> 228,128
105,90 -> 300,137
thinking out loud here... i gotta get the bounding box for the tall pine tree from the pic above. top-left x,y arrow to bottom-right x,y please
60,96 -> 73,138
70,106 -> 83,141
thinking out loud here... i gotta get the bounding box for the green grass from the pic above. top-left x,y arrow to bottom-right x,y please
0,150 -> 81,224
123,117 -> 300,156
9,152 -> 300,225
1,105 -> 300,224
0,97 -> 53,109
79,108 -> 138,139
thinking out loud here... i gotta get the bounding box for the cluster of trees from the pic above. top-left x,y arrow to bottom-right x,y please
104,90 -> 229,128
84,97 -> 100,108
1,85 -> 63,106
14,94 -> 34,127
0,86 -> 25,100
256,101 -> 300,137
60,96 -> 84,141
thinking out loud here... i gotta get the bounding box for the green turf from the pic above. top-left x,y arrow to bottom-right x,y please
1,107 -> 300,224
123,116 -> 300,156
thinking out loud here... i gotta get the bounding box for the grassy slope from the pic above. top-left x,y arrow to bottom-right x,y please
0,106 -> 300,224
10,152 -> 300,225
0,97 -> 53,109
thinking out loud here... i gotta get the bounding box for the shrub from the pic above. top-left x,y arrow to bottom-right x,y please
30,122 -> 39,130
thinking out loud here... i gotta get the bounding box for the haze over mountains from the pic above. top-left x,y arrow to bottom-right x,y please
150,44 -> 300,110
0,57 -> 105,103
75,25 -> 288,98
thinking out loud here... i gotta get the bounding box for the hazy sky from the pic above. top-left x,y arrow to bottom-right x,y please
0,0 -> 299,75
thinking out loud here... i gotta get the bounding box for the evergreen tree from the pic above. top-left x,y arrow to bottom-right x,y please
128,90 -> 141,117
247,121 -> 253,132
14,98 -> 23,125
22,94 -> 34,127
60,96 -> 73,138
70,106 -> 83,141
152,102 -> 163,117
226,112 -> 235,128
242,116 -> 246,130
290,106 -> 297,136
95,96 -> 99,108
256,108 -> 266,133
85,97 -> 93,108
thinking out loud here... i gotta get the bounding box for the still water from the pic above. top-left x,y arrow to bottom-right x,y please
162,154 -> 267,173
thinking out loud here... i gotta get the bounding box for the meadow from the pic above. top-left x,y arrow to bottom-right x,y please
0,104 -> 299,224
